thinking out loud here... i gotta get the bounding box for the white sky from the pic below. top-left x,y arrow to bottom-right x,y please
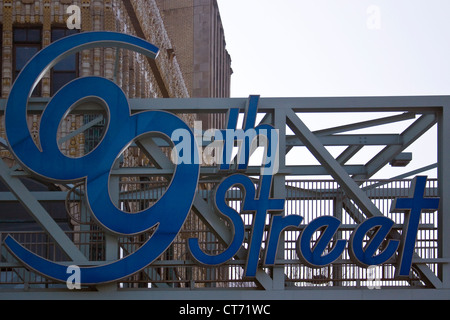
216,0 -> 450,179
217,0 -> 450,98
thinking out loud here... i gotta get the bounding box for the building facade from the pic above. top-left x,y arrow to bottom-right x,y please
0,0 -> 190,98
156,0 -> 232,129
156,0 -> 232,99
0,0 -> 193,159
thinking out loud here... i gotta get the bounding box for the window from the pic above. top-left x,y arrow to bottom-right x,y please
14,27 -> 42,96
51,28 -> 79,95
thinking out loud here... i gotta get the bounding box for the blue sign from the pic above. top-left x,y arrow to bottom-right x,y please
5,32 -> 200,284
3,32 -> 440,285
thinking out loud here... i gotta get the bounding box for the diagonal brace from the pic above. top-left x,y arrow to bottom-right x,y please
285,109 -> 442,288
0,159 -> 87,262
192,194 -> 273,290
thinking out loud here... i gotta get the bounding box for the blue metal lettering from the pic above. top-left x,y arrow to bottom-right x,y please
4,32 -> 199,284
188,174 -> 247,265
349,216 -> 400,267
390,176 -> 440,277
297,216 -> 347,267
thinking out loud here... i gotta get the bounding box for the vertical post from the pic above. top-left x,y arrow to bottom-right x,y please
107,161 -> 120,262
79,196 -> 91,258
271,108 -> 286,290
438,105 -> 450,288
333,194 -> 344,286
96,161 -> 120,291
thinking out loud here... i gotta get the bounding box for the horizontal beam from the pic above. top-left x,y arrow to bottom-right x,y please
0,191 -> 67,201
0,288 -> 448,300
118,185 -> 438,202
286,134 -> 402,146
0,96 -> 448,113
58,133 -> 400,149
0,185 -> 437,204
110,165 -> 368,176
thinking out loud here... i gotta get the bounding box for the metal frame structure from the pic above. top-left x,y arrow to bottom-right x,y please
0,95 -> 449,299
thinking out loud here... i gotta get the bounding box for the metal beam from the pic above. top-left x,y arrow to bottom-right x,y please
438,104 -> 450,287
135,136 -> 174,170
271,108 -> 287,289
0,159 -> 86,262
191,194 -> 273,290
1,95 -> 446,113
286,134 -> 403,146
355,114 -> 437,179
285,109 -> 385,219
58,115 -> 104,145
110,164 -> 368,176
285,109 -> 443,288
0,191 -> 67,201
336,145 -> 363,164
0,95 -> 448,295
313,112 -> 416,136
1,287 -> 449,300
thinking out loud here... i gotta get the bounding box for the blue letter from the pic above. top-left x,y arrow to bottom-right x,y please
188,175 -> 247,265
4,32 -> 199,285
297,216 -> 346,267
349,216 -> 400,267
390,176 -> 439,277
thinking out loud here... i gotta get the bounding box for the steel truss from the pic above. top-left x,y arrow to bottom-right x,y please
0,96 -> 449,299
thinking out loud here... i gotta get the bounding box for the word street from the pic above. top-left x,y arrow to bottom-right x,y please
188,174 -> 438,278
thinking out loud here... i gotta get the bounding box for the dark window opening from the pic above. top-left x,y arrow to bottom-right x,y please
14,27 -> 42,96
51,28 -> 79,95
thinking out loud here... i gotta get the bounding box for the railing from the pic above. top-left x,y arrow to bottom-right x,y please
0,178 -> 439,289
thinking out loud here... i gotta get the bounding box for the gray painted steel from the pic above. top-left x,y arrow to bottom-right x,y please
0,96 -> 448,299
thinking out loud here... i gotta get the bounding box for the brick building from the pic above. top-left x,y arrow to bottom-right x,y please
156,0 -> 232,98
156,0 -> 232,129
0,0 -> 192,159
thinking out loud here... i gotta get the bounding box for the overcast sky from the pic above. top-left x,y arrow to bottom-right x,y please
216,0 -> 449,178
217,0 -> 450,98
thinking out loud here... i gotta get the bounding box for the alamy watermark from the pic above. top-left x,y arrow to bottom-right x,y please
66,265 -> 81,289
367,265 -> 382,289
66,5 -> 81,30
366,5 -> 381,30
169,121 -> 280,175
